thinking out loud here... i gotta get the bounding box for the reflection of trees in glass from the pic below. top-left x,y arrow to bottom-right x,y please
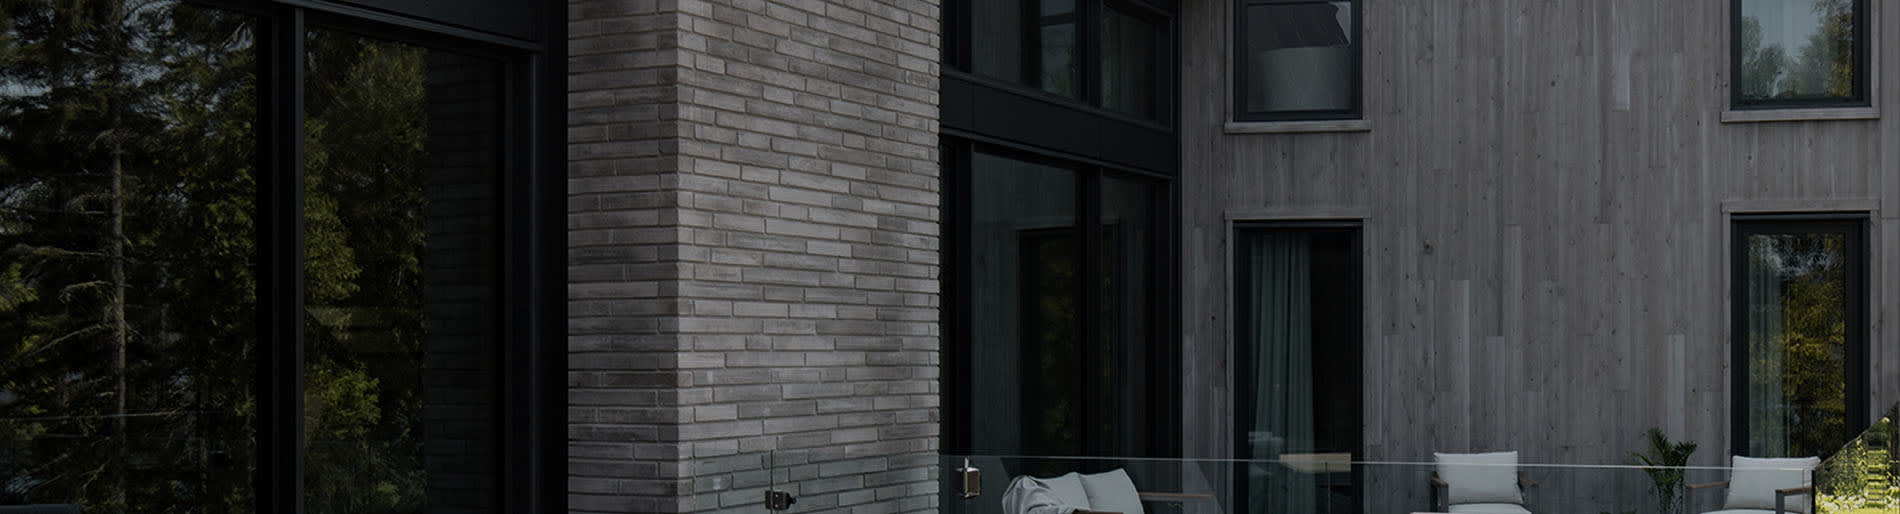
1737,18 -> 1788,100
1022,231 -> 1081,462
0,1 -> 256,511
1739,0 -> 1856,100
1749,234 -> 1847,458
300,30 -> 431,514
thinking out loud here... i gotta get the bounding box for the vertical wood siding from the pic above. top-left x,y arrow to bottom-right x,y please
1180,0 -> 1900,476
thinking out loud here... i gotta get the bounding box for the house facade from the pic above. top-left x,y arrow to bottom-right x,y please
3,0 -> 1897,513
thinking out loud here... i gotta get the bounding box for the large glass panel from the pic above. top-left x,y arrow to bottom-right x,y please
971,0 -> 1080,98
1741,230 -> 1851,458
302,30 -> 502,514
0,2 -> 257,511
1240,1 -> 1355,114
968,151 -> 1080,459
1036,0 -> 1081,97
1235,228 -> 1359,514
1101,6 -> 1158,120
1736,0 -> 1859,103
1098,176 -> 1156,454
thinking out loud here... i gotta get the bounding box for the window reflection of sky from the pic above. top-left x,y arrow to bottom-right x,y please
1743,0 -> 1825,57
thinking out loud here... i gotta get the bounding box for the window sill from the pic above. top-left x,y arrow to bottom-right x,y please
1720,107 -> 1878,123
1224,119 -> 1371,134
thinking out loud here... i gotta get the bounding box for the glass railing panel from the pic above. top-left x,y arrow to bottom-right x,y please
1818,405 -> 1900,514
939,456 -> 1769,514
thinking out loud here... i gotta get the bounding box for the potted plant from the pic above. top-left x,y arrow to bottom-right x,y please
1631,427 -> 1698,514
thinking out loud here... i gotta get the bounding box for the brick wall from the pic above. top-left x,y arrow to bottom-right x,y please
566,0 -> 941,511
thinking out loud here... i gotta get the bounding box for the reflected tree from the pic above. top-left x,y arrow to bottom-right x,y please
0,1 -> 257,511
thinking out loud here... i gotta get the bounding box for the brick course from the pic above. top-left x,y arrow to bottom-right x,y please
567,0 -> 940,510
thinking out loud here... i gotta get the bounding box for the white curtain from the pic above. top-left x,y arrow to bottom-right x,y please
1246,233 -> 1316,514
1745,236 -> 1788,456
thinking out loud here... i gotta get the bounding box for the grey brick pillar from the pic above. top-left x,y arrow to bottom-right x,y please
566,0 -> 942,511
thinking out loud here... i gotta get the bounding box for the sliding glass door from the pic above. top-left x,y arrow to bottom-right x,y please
1235,223 -> 1361,514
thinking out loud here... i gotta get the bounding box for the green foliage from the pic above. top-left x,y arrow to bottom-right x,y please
1745,234 -> 1848,458
1816,408 -> 1900,514
1737,0 -> 1858,100
1,1 -> 260,511
1631,427 -> 1698,514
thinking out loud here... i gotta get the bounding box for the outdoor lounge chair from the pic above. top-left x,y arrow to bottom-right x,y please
1687,456 -> 1819,514
1000,468 -> 1212,514
1430,451 -> 1538,514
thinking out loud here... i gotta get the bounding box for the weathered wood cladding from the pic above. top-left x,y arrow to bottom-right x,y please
1179,0 -> 1900,472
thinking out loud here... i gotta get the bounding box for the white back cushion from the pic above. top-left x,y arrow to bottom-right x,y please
1079,469 -> 1145,514
1435,451 -> 1524,505
1725,456 -> 1819,513
1044,472 -> 1092,509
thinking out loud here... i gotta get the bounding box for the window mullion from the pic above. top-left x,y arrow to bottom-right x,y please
258,6 -> 306,514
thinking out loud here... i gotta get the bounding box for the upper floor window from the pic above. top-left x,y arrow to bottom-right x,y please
1234,0 -> 1360,121
1732,0 -> 1868,108
960,0 -> 1171,122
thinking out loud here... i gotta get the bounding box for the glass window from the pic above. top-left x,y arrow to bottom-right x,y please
967,151 -> 1081,456
1236,0 -> 1359,120
956,148 -> 1171,464
1098,175 -> 1159,453
1733,0 -> 1866,107
961,0 -> 1172,117
302,30 -> 503,513
0,3 -> 257,510
972,0 -> 1081,98
1101,6 -> 1160,120
1733,219 -> 1866,458
1235,225 -> 1360,514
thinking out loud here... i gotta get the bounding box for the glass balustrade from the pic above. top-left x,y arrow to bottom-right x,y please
683,449 -> 1875,514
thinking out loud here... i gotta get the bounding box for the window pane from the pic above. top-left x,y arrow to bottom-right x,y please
1102,7 -> 1158,119
303,30 -> 503,514
1241,1 -> 1354,113
1236,229 -> 1358,514
968,152 -> 1079,458
1742,232 -> 1849,458
1736,0 -> 1858,102
1037,0 -> 1080,97
971,0 -> 1080,98
1099,177 -> 1157,452
0,3 -> 257,511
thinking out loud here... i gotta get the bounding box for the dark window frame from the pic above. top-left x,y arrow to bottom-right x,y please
174,1 -> 566,512
1231,0 -> 1364,122
1728,0 -> 1870,109
1729,213 -> 1869,458
1230,221 -> 1364,514
940,138 -> 1182,459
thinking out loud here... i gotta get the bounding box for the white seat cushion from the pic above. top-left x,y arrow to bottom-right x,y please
1079,469 -> 1144,514
1436,451 -> 1525,505
1448,503 -> 1532,514
1725,456 -> 1819,513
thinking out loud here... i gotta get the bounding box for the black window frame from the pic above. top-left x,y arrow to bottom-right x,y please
1728,0 -> 1870,110
170,1 -> 567,512
1230,221 -> 1364,514
940,138 -> 1182,459
1729,214 -> 1869,458
1231,0 -> 1364,122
